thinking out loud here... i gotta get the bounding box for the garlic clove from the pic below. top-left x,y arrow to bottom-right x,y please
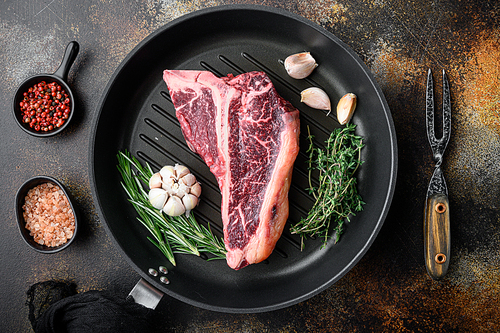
148,188 -> 168,210
160,165 -> 175,180
300,87 -> 331,112
189,182 -> 202,197
180,173 -> 197,187
174,164 -> 190,179
149,172 -> 163,189
163,196 -> 185,216
182,193 -> 199,217
284,52 -> 318,79
337,93 -> 357,125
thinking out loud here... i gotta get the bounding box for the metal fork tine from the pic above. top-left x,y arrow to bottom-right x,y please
426,69 -> 436,144
441,69 -> 451,146
426,69 -> 451,165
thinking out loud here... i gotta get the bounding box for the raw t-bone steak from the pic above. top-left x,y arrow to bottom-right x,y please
163,70 -> 300,270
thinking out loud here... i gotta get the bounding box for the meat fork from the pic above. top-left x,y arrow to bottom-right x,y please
424,69 -> 451,280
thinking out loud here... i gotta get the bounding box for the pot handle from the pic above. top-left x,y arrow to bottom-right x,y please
127,278 -> 164,310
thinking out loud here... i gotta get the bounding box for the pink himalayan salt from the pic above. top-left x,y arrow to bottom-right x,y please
22,183 -> 75,247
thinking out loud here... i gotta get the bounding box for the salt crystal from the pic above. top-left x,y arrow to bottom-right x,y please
22,182 -> 75,248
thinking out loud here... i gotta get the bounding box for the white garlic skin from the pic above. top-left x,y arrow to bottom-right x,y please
300,87 -> 331,111
284,52 -> 318,79
175,182 -> 189,198
163,196 -> 185,216
161,177 -> 175,194
148,188 -> 168,210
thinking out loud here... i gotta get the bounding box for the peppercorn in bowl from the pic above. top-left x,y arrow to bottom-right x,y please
15,176 -> 79,253
12,41 -> 79,137
12,75 -> 75,137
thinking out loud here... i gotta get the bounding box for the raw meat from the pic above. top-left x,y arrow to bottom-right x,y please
163,70 -> 300,270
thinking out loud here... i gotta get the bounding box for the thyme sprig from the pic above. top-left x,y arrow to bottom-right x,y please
117,151 -> 226,266
290,123 -> 365,250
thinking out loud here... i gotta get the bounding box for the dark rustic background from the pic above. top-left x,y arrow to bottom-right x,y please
1,0 -> 499,332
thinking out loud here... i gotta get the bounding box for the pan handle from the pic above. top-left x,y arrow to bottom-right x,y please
53,41 -> 79,82
127,278 -> 164,310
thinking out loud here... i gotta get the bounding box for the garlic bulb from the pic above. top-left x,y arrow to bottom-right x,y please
148,164 -> 202,217
300,87 -> 331,112
284,52 -> 318,79
336,93 -> 357,125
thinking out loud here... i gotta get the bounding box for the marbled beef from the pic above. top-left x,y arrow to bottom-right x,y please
163,70 -> 300,270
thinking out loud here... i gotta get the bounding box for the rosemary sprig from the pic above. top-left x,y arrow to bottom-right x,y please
117,151 -> 226,266
290,123 -> 365,250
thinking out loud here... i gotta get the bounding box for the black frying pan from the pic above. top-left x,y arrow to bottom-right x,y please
90,4 -> 397,313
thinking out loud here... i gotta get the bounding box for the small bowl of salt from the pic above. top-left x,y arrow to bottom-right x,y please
15,176 -> 79,253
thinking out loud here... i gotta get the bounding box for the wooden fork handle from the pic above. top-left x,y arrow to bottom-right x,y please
424,193 -> 450,280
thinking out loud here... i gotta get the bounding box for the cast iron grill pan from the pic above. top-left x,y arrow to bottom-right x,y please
90,5 -> 397,313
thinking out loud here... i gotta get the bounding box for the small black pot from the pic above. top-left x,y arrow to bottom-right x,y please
12,41 -> 79,137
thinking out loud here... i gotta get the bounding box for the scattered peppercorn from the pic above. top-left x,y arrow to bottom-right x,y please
19,81 -> 71,132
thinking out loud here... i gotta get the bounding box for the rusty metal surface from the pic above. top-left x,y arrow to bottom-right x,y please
1,0 -> 499,331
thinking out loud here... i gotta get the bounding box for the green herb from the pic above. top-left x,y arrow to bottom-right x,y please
290,123 -> 365,249
117,150 -> 227,266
